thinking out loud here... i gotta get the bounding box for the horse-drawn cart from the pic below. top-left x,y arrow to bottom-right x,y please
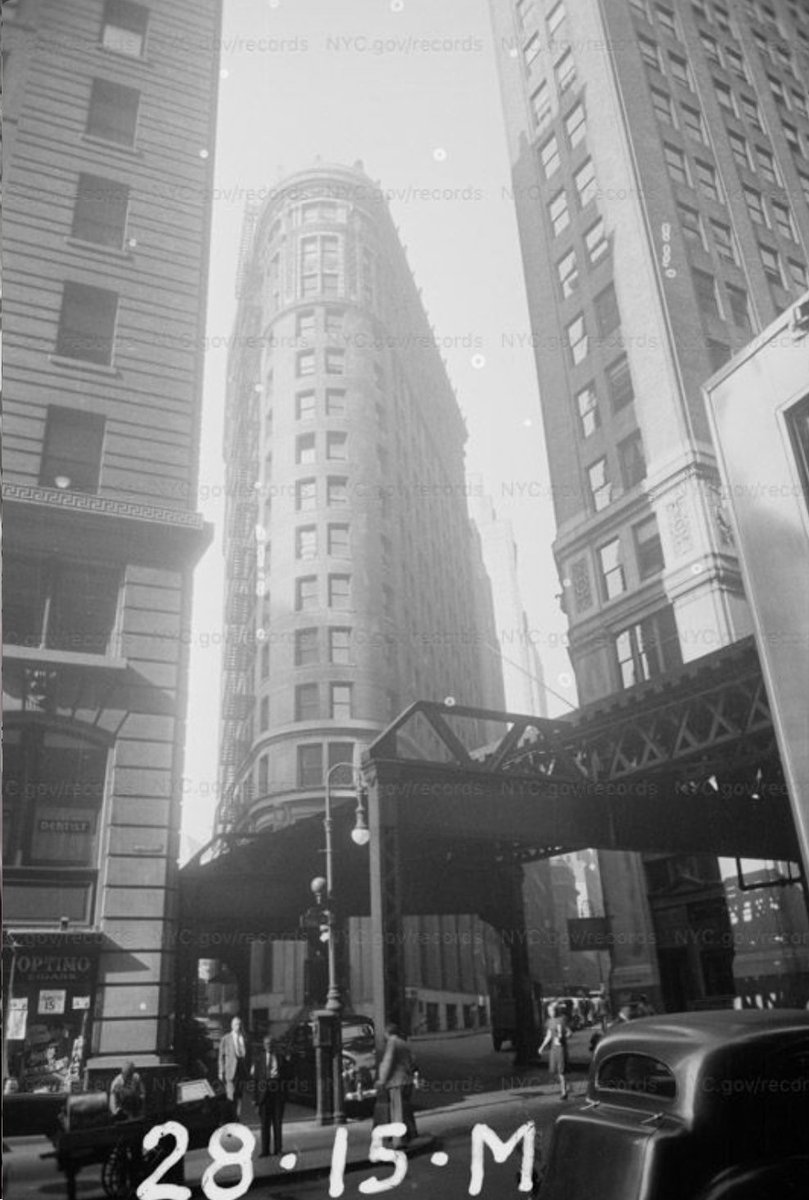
48,1082 -> 230,1200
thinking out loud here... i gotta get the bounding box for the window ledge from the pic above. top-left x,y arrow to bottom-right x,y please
66,236 -> 133,260
49,355 -> 119,376
81,133 -> 142,157
4,645 -> 128,672
95,43 -> 152,66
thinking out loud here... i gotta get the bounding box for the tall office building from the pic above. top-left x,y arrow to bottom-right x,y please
2,0 -> 220,1089
470,488 -> 548,718
216,162 -> 506,1029
489,0 -> 809,1007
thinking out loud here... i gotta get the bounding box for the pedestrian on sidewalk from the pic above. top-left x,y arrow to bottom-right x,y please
219,1015 -> 249,1118
538,1003 -> 571,1100
252,1034 -> 289,1157
375,1023 -> 418,1146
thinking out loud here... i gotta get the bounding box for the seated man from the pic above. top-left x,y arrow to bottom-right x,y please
109,1061 -> 145,1120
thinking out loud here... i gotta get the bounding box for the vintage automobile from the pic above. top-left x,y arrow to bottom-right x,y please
280,1011 -> 378,1112
537,1010 -> 809,1199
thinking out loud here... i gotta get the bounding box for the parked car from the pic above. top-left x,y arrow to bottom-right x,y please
279,1012 -> 378,1113
536,1010 -> 809,1199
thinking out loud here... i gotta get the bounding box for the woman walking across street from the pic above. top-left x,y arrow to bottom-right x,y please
538,1003 -> 571,1100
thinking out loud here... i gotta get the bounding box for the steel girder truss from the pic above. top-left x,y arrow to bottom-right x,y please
368,638 -> 778,792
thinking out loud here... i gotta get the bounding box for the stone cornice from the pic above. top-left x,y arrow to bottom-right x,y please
4,483 -> 206,531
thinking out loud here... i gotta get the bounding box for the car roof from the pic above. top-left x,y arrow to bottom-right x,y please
596,1009 -> 809,1057
591,1010 -> 809,1117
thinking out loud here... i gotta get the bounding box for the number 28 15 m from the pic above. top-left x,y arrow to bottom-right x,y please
137,1119 -> 538,1199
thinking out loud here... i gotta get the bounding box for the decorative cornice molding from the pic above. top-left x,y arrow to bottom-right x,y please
4,483 -> 206,531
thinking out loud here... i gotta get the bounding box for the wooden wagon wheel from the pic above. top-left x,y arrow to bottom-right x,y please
101,1139 -> 137,1200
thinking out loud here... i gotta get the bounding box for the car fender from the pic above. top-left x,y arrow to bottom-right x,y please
695,1157 -> 809,1200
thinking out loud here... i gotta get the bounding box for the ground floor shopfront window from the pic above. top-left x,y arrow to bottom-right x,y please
3,943 -> 99,1093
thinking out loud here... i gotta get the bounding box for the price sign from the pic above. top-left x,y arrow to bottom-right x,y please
38,989 -> 67,1015
7,997 -> 28,1040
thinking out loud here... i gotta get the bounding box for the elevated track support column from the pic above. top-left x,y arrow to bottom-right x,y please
367,766 -> 407,1045
496,863 -> 537,1068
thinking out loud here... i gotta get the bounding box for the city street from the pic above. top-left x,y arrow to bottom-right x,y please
407,1028 -> 592,1110
4,1030 -> 593,1200
6,3 -> 809,1199
248,1097 -> 570,1200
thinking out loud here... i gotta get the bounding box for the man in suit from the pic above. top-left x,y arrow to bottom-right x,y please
252,1034 -> 289,1157
218,1016 -> 249,1117
376,1023 -> 418,1146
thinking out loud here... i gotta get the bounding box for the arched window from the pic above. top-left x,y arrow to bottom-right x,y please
3,725 -> 108,867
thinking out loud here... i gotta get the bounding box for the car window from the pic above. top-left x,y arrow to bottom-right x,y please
597,1053 -> 676,1100
342,1021 -> 374,1042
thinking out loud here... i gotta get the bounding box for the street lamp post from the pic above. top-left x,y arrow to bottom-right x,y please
312,762 -> 370,1125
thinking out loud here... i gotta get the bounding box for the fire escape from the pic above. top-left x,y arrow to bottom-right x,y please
217,298 -> 263,835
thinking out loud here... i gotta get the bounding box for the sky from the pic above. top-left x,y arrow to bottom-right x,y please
180,0 -> 573,860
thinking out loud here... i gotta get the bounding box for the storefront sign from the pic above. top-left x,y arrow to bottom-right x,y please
37,818 -> 92,834
15,955 -> 94,982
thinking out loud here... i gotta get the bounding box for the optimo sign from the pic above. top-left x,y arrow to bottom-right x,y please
14,955 -> 95,982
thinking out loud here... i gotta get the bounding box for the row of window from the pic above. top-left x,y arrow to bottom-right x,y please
296,742 -> 355,789
691,256 -> 805,328
639,22 -> 808,157
267,234 -> 376,309
615,605 -> 682,690
650,83 -> 762,146
4,557 -> 119,656
564,283 -> 621,366
250,740 -> 356,798
38,406 -> 105,492
288,388 -> 348,422
293,626 -> 353,666
587,430 -> 646,512
294,523 -> 350,560
295,430 -> 348,464
539,102 -> 586,178
635,0 -> 803,87
597,515 -> 665,604
741,185 -> 799,244
296,346 -> 345,377
3,725 -> 108,868
548,158 -> 597,235
293,307 -> 346,342
295,476 -> 349,510
516,0 -> 565,41
294,681 -> 353,722
698,30 -> 750,83
555,218 -> 608,294
574,356 -> 634,437
523,0 -> 576,133
632,0 -> 800,83
54,7 -> 197,366
295,574 -> 351,612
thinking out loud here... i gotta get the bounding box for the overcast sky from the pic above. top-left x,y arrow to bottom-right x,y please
181,0 -> 573,860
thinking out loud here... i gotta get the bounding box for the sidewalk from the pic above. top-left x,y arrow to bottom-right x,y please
5,1081 -> 584,1197
181,1077 -> 586,1187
